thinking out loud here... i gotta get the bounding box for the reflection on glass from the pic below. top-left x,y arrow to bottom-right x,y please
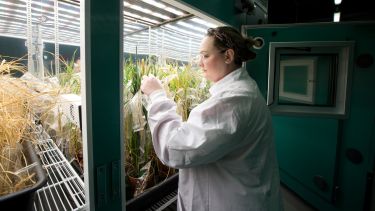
277,55 -> 338,106
279,58 -> 316,104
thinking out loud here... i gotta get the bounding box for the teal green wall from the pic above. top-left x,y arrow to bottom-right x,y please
180,0 -> 244,29
275,117 -> 339,205
246,22 -> 375,211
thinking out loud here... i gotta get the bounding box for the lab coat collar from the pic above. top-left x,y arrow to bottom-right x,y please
209,67 -> 244,95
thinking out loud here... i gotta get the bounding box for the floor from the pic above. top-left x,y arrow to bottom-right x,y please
161,184 -> 318,211
281,184 -> 318,211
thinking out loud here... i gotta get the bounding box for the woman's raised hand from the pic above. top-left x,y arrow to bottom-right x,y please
141,75 -> 163,96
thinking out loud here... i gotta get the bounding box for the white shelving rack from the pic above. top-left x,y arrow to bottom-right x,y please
32,125 -> 86,211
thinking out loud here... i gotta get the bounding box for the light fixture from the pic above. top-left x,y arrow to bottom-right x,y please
333,0 -> 341,22
334,0 -> 342,5
176,21 -> 206,33
190,18 -> 217,28
333,12 -> 341,22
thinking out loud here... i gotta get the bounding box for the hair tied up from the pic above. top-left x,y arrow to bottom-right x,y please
245,37 -> 262,49
207,26 -> 257,64
245,38 -> 255,48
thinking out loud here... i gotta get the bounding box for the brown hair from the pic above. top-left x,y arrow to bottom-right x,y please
206,26 -> 256,66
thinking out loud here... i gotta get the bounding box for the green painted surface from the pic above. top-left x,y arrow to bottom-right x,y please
180,0 -> 244,28
314,56 -> 333,105
246,22 -> 375,211
283,65 -> 308,94
85,0 -> 124,210
274,116 -> 338,201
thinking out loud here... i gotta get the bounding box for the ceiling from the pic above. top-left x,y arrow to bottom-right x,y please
268,0 -> 375,23
0,0 -> 218,62
3,0 -> 371,62
0,0 -> 80,44
122,0 -> 218,61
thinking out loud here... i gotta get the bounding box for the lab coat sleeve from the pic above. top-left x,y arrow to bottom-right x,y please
147,90 -> 252,168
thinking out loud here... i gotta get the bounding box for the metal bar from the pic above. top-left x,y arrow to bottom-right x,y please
33,131 -> 85,211
54,0 -> 60,75
124,13 -> 193,37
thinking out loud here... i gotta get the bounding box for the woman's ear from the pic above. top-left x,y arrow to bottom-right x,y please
225,49 -> 235,64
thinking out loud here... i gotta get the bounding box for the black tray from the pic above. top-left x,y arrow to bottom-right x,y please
126,172 -> 179,211
0,141 -> 47,211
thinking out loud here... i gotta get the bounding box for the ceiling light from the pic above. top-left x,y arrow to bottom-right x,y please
176,21 -> 206,33
124,11 -> 159,24
164,7 -> 184,16
333,12 -> 340,22
164,25 -> 204,38
191,18 -> 217,28
142,0 -> 165,9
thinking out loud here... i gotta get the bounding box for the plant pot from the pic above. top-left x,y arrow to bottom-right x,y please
0,141 -> 47,211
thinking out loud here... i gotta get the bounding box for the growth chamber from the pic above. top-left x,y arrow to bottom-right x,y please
0,0 -> 229,210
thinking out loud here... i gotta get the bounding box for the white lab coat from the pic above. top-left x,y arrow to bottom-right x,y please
147,68 -> 283,211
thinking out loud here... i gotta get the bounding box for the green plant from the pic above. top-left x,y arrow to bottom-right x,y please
123,57 -> 210,197
58,51 -> 80,94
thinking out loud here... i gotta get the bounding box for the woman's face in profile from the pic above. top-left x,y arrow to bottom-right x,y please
199,36 -> 227,82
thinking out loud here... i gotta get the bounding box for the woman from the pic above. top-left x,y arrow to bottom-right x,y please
141,26 -> 283,211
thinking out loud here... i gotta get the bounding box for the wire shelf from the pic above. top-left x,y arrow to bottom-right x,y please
32,126 -> 86,211
147,190 -> 177,211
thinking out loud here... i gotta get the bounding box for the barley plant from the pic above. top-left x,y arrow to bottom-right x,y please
38,51 -> 84,174
0,56 -> 59,196
58,51 -> 81,95
123,57 -> 210,197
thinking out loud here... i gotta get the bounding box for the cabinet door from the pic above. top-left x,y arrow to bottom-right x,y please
273,116 -> 339,202
243,23 -> 355,204
243,22 -> 375,210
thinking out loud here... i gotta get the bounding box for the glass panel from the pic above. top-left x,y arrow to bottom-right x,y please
265,41 -> 353,118
276,54 -> 338,107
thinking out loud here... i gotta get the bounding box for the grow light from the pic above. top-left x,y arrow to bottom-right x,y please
0,0 -> 221,62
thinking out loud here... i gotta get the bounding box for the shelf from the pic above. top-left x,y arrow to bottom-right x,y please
32,125 -> 86,211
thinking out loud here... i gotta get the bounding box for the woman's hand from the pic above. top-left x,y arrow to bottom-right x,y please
141,75 -> 163,96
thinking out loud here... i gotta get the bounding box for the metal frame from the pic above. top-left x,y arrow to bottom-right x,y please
32,125 -> 86,211
267,41 -> 354,118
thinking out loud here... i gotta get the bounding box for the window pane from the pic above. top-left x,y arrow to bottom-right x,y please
277,54 -> 338,107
